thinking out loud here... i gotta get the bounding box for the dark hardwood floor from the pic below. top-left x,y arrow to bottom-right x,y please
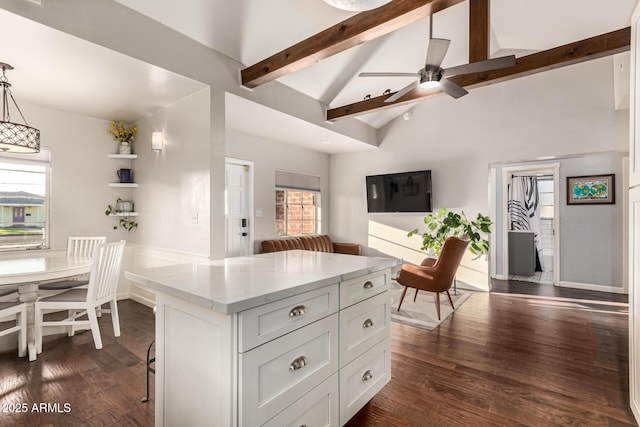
0,300 -> 155,426
0,282 -> 635,426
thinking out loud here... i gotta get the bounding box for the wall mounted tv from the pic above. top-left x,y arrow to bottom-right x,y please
366,170 -> 432,213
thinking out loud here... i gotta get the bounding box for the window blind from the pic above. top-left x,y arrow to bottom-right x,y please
275,170 -> 321,192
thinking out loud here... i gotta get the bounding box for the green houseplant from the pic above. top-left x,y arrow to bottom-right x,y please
105,198 -> 138,231
408,207 -> 492,257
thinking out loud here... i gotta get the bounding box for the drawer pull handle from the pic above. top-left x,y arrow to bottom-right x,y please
363,318 -> 374,328
363,281 -> 374,290
289,356 -> 308,371
289,305 -> 307,318
362,370 -> 374,382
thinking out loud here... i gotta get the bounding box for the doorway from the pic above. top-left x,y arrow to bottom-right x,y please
491,162 -> 560,286
225,158 -> 254,257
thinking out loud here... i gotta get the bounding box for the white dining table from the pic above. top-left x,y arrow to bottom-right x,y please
0,251 -> 93,361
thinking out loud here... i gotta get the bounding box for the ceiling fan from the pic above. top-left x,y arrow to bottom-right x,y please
359,16 -> 516,102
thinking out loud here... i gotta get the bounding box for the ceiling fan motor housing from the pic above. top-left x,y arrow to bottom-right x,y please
419,67 -> 442,87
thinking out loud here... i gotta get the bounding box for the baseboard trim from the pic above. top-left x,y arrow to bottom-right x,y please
558,281 -> 627,294
632,396 -> 640,426
493,274 -> 507,280
129,292 -> 155,309
455,280 -> 489,293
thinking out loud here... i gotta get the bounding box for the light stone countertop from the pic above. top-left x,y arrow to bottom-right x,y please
124,250 -> 398,314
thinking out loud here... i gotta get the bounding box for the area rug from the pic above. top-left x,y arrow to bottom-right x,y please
389,280 -> 472,331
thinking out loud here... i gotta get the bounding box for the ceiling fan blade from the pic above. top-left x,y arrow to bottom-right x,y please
439,78 -> 468,99
359,72 -> 420,78
425,38 -> 451,69
385,81 -> 419,103
442,55 -> 516,78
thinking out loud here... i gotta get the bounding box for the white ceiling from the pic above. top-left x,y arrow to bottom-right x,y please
226,93 -> 375,154
0,1 -> 637,154
0,8 -> 207,124
114,0 -> 637,127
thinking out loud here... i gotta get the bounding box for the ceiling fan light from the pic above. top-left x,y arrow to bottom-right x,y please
322,0 -> 392,12
419,80 -> 439,89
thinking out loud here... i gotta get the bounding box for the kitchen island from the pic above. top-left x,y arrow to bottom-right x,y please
125,250 -> 397,427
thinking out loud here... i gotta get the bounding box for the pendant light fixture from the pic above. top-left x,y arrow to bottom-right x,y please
0,63 -> 40,153
323,0 -> 392,12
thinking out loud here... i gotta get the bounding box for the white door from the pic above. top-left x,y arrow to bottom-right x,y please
225,160 -> 252,257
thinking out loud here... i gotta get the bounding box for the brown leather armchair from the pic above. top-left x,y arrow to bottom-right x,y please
396,236 -> 470,320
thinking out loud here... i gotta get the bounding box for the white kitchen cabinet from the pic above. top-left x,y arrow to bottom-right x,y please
631,6 -> 640,188
630,186 -> 640,422
125,250 -> 396,427
630,3 -> 640,422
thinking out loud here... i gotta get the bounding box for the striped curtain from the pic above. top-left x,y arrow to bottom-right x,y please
508,176 -> 544,271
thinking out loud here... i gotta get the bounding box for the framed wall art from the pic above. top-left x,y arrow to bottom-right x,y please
566,174 -> 615,205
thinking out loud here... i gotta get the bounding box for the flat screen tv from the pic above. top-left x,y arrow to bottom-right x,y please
366,170 -> 432,213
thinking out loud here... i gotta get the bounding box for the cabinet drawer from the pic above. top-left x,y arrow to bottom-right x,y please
339,338 -> 391,426
239,284 -> 339,352
339,291 -> 390,367
240,313 -> 339,427
262,373 -> 339,427
339,269 -> 390,309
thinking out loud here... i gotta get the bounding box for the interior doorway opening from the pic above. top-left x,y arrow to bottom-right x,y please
508,173 -> 555,285
490,162 -> 560,287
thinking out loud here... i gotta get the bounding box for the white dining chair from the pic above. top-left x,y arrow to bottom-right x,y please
35,240 -> 126,353
39,236 -> 106,291
0,300 -> 27,357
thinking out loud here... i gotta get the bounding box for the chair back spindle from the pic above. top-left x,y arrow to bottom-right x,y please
86,240 -> 126,304
67,236 -> 106,258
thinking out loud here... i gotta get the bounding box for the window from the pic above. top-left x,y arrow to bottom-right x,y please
537,178 -> 554,219
275,170 -> 321,237
0,149 -> 50,250
276,189 -> 321,236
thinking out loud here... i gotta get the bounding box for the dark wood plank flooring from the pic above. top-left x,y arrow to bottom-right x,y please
0,300 -> 154,426
0,283 -> 635,426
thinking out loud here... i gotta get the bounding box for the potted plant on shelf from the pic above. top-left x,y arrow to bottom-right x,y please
408,207 -> 492,258
105,198 -> 138,231
108,120 -> 137,154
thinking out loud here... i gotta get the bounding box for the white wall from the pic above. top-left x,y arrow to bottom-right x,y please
11,102 -> 149,296
492,152 -> 626,290
329,56 -> 629,291
225,129 -> 330,253
18,102 -> 128,248
132,88 -> 211,257
559,153 -> 625,288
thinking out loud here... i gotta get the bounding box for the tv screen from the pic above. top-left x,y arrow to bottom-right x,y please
366,170 -> 432,213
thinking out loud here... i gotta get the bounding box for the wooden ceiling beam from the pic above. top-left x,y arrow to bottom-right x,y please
326,27 -> 630,121
241,0 -> 465,89
469,0 -> 489,62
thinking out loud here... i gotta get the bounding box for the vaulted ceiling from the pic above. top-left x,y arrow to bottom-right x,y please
0,0 -> 636,155
114,0 -> 637,128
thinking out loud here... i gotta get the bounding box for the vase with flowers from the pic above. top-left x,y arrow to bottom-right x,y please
108,120 -> 138,154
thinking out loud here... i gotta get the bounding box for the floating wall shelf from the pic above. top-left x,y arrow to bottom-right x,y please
108,154 -> 138,159
108,183 -> 138,188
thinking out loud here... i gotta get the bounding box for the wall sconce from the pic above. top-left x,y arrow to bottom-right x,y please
152,131 -> 164,151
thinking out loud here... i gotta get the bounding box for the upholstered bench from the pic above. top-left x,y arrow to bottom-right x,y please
261,234 -> 361,255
